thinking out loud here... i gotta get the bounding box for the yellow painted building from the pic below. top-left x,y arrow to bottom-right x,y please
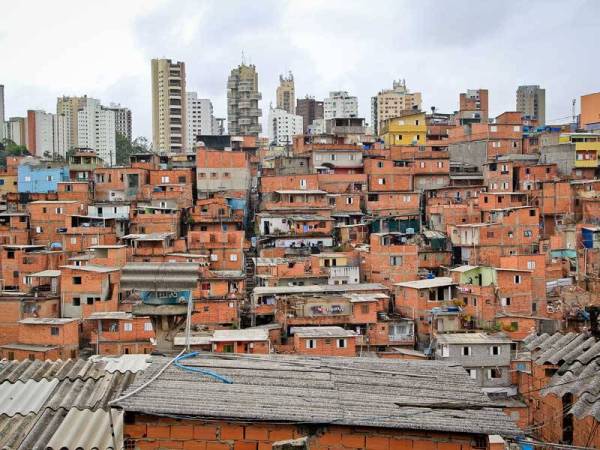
559,133 -> 600,168
381,111 -> 427,146
575,141 -> 600,168
0,174 -> 18,196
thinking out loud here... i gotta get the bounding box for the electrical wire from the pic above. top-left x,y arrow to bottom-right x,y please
173,351 -> 233,384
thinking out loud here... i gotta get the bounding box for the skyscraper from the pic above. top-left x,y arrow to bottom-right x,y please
77,98 -> 116,165
57,95 -> 88,149
26,110 -> 68,158
151,58 -> 187,152
108,103 -> 133,142
268,107 -> 303,146
0,85 -> 5,126
371,80 -> 422,135
0,85 -> 5,140
296,96 -> 324,134
227,63 -> 262,136
186,92 -> 216,150
516,85 -> 545,125
276,72 -> 295,114
324,91 -> 358,120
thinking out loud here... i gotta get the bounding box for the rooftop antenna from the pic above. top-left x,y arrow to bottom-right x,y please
572,98 -> 577,126
241,50 -> 246,65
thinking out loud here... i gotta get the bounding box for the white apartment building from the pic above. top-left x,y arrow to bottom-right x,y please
324,91 -> 358,120
26,110 -> 68,158
77,98 -> 116,165
268,107 -> 303,146
186,92 -> 215,150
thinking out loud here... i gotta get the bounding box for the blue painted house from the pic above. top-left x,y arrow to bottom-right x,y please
17,158 -> 70,193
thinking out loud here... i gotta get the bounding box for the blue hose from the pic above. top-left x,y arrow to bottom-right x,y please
174,352 -> 233,384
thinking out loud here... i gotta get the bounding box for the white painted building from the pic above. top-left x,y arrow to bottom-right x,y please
324,91 -> 358,120
267,107 -> 303,146
186,92 -> 215,150
77,98 -> 116,166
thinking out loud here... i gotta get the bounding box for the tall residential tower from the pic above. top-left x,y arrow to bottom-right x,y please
296,96 -> 323,134
276,72 -> 295,114
186,92 -> 216,150
371,80 -> 421,135
227,63 -> 262,137
516,85 -> 545,125
151,58 -> 187,152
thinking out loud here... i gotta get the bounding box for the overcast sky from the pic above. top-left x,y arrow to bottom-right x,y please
1,0 -> 599,139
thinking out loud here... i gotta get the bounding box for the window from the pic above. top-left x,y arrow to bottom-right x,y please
514,275 -> 522,284
501,297 -> 511,306
403,195 -> 411,202
306,339 -> 316,349
337,338 -> 347,348
230,254 -> 238,262
527,260 -> 536,270
73,277 -> 82,285
488,368 -> 502,379
70,237 -> 77,244
346,197 -> 353,205
361,304 -> 370,314
28,354 -> 35,361
72,297 -> 80,306
420,161 -> 426,168
524,230 -> 532,237
161,176 -> 170,183
490,346 -> 501,356
178,176 -> 186,183
462,346 -> 472,356
47,175 -> 52,181
144,322 -> 153,332
441,345 -> 449,357
389,256 -> 402,266
50,326 -> 59,336
466,369 -> 477,379
201,282 -> 211,291
124,323 -> 133,332
437,161 -> 443,168
7,351 -> 14,361
6,251 -> 14,259
529,209 -> 536,217
87,298 -> 94,305
377,178 -> 386,185
490,125 -> 497,132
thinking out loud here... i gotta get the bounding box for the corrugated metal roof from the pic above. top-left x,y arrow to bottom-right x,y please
90,354 -> 151,373
293,326 -> 357,338
0,357 -> 140,449
19,318 -> 77,325
0,359 -> 106,384
120,262 -> 199,290
116,354 -> 520,437
395,277 -> 455,289
45,372 -> 137,411
525,332 -> 600,421
46,408 -> 123,450
435,333 -> 512,345
253,283 -> 387,296
212,329 -> 269,342
27,269 -> 61,278
0,379 -> 58,416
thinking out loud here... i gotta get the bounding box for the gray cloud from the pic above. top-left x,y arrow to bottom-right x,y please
2,0 -> 600,139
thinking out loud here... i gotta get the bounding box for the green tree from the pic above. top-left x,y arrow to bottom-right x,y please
0,139 -> 30,167
115,134 -> 151,165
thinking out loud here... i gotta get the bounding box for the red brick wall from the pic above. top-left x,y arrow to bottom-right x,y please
126,417 -> 494,449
